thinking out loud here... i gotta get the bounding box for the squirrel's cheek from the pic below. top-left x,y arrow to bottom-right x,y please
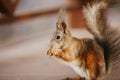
53,43 -> 62,49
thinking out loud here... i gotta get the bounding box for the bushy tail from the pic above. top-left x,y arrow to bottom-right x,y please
83,0 -> 108,40
82,0 -> 120,79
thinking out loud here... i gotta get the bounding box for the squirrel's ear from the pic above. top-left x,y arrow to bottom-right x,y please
56,21 -> 67,31
56,8 -> 67,31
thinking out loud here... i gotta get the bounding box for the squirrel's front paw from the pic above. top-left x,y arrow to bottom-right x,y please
47,49 -> 53,56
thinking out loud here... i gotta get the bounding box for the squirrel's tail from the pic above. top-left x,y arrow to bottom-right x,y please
82,0 -> 120,79
82,0 -> 108,40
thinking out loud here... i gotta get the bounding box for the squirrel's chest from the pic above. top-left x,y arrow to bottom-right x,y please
67,60 -> 88,78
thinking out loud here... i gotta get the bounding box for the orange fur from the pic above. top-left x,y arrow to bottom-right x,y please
48,37 -> 105,80
47,4 -> 108,79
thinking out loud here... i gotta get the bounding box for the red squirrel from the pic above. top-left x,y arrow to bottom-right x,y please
47,0 -> 120,80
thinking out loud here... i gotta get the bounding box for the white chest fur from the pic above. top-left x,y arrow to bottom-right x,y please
56,56 -> 88,79
67,60 -> 88,78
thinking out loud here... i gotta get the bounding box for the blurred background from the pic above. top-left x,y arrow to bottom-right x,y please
0,0 -> 120,80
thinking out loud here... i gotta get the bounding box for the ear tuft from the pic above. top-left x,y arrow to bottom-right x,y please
58,8 -> 66,22
56,8 -> 67,31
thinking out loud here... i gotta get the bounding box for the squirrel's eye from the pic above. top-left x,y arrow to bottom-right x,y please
56,36 -> 60,40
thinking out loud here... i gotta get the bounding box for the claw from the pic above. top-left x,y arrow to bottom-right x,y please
47,49 -> 53,56
47,49 -> 50,55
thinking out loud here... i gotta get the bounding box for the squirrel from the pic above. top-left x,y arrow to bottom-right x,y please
47,0 -> 120,80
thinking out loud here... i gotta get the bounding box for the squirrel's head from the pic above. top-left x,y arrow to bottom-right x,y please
47,9 -> 72,57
